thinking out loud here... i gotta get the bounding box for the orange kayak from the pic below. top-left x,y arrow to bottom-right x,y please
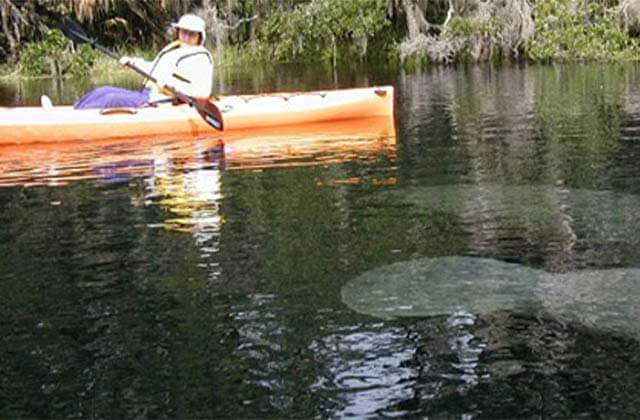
0,86 -> 394,145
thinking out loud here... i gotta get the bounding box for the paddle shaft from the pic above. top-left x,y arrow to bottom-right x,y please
88,43 -> 160,84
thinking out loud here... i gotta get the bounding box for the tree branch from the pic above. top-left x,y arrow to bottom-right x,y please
222,14 -> 258,31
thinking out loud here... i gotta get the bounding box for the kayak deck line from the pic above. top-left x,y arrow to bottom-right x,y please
223,87 -> 387,103
0,86 -> 395,145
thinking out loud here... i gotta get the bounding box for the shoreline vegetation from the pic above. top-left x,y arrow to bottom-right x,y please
2,0 -> 640,80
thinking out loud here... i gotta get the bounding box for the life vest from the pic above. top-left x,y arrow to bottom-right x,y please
142,41 -> 214,100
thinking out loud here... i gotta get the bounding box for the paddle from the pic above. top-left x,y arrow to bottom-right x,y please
60,18 -> 223,131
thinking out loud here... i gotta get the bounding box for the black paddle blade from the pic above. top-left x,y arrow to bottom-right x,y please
195,98 -> 224,131
60,18 -> 119,60
60,18 -> 90,44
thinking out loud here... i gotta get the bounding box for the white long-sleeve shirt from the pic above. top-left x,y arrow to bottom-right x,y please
133,41 -> 213,101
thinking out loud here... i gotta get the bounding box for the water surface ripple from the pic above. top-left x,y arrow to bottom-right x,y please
3,63 -> 640,418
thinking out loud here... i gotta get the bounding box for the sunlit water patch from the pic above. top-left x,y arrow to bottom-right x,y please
309,325 -> 419,418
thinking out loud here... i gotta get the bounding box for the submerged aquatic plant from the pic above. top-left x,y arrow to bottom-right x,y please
540,268 -> 640,339
341,256 -> 544,319
380,184 -> 640,269
343,256 -> 640,341
342,184 -> 640,340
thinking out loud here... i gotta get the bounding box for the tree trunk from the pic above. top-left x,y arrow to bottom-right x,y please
398,0 -> 534,63
332,34 -> 337,69
620,0 -> 640,35
0,1 -> 18,62
48,57 -> 61,78
401,0 -> 430,38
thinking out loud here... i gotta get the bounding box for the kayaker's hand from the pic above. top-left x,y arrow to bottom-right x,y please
119,56 -> 133,66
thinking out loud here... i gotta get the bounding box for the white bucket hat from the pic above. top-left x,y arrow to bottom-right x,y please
171,14 -> 206,44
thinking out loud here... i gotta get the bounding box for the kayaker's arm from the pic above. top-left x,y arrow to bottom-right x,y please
120,56 -> 188,98
121,54 -> 210,99
119,56 -> 154,74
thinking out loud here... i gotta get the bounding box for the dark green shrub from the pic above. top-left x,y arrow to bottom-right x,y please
19,29 -> 98,77
529,0 -> 640,61
258,0 -> 390,64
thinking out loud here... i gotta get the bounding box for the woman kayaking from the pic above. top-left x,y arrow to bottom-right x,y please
72,14 -> 213,109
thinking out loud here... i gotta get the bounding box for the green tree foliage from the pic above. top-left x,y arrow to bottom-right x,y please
0,0 -> 190,64
19,29 -> 98,77
258,0 -> 391,64
529,0 -> 640,61
7,0 -> 640,74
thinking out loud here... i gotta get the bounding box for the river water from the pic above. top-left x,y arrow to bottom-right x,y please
2,63 -> 640,418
